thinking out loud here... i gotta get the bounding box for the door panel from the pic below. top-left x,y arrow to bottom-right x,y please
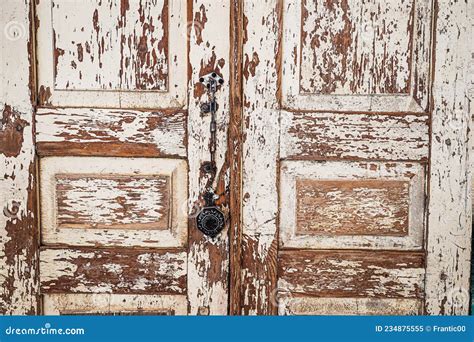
281,0 -> 432,112
35,108 -> 187,157
39,157 -> 187,248
241,0 -> 432,315
40,248 -> 186,294
279,161 -> 425,250
36,0 -> 187,108
35,0 -> 231,315
43,294 -> 187,315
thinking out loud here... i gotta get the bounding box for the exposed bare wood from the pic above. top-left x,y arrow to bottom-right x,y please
425,0 -> 472,315
295,179 -> 410,237
55,174 -> 170,230
35,0 -> 187,108
40,157 -> 187,248
0,0 -> 39,314
281,0 -> 433,112
300,0 -> 414,95
279,250 -> 425,298
228,0 -> 244,316
36,108 -> 187,157
187,0 -> 230,315
280,160 -> 425,250
40,247 -> 187,295
280,111 -> 429,161
43,294 -> 187,315
241,0 -> 281,315
279,297 -> 422,315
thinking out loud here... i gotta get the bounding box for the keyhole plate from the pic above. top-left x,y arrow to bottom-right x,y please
196,207 -> 225,238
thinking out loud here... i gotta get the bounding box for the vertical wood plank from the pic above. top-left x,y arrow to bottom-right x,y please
425,0 -> 472,315
0,0 -> 39,314
187,0 -> 230,315
241,0 -> 281,315
229,0 -> 244,316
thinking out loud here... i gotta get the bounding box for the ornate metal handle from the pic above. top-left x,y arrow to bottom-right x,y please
196,72 -> 225,238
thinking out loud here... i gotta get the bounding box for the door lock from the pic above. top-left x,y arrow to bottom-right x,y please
196,72 -> 225,238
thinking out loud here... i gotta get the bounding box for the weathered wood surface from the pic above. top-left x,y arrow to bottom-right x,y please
279,250 -> 425,298
187,0 -> 230,315
55,174 -> 170,230
280,161 -> 425,250
40,248 -> 187,294
36,108 -> 187,157
52,0 -> 169,91
241,0 -> 281,315
299,0 -> 413,95
228,0 -> 244,316
425,0 -> 472,315
279,297 -> 422,316
43,293 -> 187,315
35,0 -> 187,108
295,179 -> 410,237
0,0 -> 39,314
280,111 -> 429,161
281,0 -> 432,112
40,156 -> 187,248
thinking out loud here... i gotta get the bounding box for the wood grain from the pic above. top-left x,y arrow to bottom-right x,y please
229,0 -> 244,316
280,160 -> 425,250
279,250 -> 425,298
40,156 -> 188,248
36,108 -> 187,157
425,0 -> 472,315
281,0 -> 433,112
43,294 -> 187,315
52,0 -> 168,91
55,174 -> 170,230
295,179 -> 410,236
300,0 -> 414,95
187,0 -> 230,315
0,0 -> 39,314
241,0 -> 281,315
40,247 -> 187,295
280,110 -> 429,161
279,297 -> 422,315
35,0 -> 187,108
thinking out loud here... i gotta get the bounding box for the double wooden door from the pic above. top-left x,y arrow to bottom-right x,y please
9,0 -> 467,315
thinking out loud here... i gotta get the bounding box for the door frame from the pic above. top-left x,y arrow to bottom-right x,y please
0,0 -> 471,315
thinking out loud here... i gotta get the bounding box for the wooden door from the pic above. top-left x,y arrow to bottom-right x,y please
33,0 -> 233,315
239,0 -> 472,315
0,0 -> 471,316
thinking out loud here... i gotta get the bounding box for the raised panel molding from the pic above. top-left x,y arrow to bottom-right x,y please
279,160 -> 425,250
55,174 -> 171,230
40,156 -> 187,248
278,250 -> 425,298
295,179 -> 410,237
43,294 -> 187,315
35,107 -> 187,158
281,0 -> 433,112
36,0 -> 187,108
